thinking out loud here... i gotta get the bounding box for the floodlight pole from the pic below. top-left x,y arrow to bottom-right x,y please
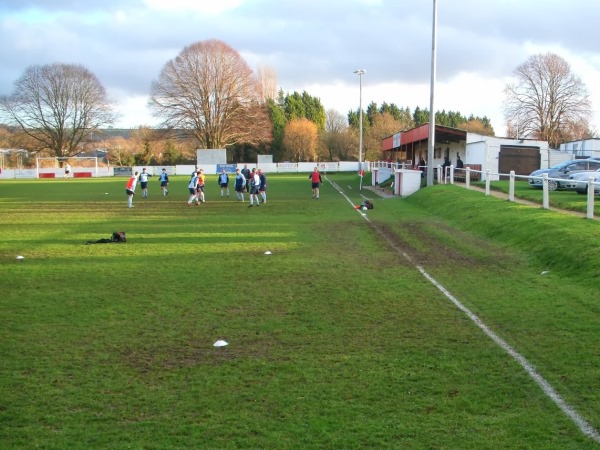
354,69 -> 366,190
426,0 -> 438,187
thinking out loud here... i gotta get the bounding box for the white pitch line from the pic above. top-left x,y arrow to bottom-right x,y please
326,176 -> 600,444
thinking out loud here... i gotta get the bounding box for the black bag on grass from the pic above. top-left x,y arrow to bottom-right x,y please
111,232 -> 126,242
87,231 -> 126,244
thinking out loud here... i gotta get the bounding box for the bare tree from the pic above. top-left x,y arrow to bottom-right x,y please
257,64 -> 278,101
149,39 -> 272,149
322,109 -> 351,161
105,136 -> 135,167
325,109 -> 347,133
0,63 -> 116,157
0,125 -> 12,148
503,52 -> 592,147
363,112 -> 404,161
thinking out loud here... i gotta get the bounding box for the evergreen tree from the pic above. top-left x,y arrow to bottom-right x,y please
301,91 -> 326,130
366,101 -> 378,126
284,92 -> 305,121
267,98 -> 286,161
413,107 -> 429,126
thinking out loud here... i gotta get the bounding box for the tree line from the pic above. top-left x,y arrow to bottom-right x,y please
0,39 -> 595,167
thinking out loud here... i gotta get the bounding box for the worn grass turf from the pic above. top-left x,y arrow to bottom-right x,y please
0,174 -> 599,449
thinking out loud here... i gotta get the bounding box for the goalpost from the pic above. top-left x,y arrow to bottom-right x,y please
36,156 -> 98,178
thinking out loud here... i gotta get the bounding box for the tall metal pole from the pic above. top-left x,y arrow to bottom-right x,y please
426,0 -> 438,187
359,73 -> 363,172
354,69 -> 366,173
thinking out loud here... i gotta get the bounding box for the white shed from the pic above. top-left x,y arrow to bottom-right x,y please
466,134 -> 551,181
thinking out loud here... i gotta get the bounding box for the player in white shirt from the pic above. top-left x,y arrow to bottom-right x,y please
139,168 -> 151,198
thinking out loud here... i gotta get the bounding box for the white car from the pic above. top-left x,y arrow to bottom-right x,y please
564,168 -> 600,195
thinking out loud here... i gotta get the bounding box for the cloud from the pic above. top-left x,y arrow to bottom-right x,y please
143,0 -> 243,14
1,0 -> 600,133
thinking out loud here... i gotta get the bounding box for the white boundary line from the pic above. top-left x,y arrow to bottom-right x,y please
327,177 -> 600,443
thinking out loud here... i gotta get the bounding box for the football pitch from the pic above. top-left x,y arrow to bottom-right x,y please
1,173 -> 599,449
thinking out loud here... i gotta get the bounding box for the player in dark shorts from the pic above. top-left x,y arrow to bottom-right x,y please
241,164 -> 251,192
196,169 -> 206,203
158,168 -> 169,196
139,168 -> 150,198
310,167 -> 322,199
234,168 -> 246,202
248,168 -> 260,207
218,168 -> 230,197
258,169 -> 267,204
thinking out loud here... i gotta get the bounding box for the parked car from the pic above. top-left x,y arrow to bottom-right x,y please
527,159 -> 600,191
563,168 -> 600,195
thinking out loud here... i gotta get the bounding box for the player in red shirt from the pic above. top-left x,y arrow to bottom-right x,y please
125,171 -> 139,208
310,167 -> 322,199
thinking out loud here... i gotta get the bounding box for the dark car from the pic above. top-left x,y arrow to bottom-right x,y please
527,159 -> 600,191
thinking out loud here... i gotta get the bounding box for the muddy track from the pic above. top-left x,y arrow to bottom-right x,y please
366,219 -> 509,270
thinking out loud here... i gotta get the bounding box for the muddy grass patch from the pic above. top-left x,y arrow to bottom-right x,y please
368,219 -> 512,269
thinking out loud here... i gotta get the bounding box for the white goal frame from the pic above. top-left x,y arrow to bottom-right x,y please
36,156 -> 98,178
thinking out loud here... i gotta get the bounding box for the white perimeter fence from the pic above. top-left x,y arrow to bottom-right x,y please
0,161 -> 363,180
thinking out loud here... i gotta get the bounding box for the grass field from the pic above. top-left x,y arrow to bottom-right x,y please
1,173 -> 599,449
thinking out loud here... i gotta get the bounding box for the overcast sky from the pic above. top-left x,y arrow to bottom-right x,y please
2,0 -> 600,135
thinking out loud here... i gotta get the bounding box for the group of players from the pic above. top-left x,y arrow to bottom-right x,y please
125,165 -> 324,209
125,164 -> 267,208
125,167 -> 169,208
232,165 -> 267,207
187,164 -> 266,207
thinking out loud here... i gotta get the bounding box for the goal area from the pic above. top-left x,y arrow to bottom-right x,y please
36,156 -> 99,177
